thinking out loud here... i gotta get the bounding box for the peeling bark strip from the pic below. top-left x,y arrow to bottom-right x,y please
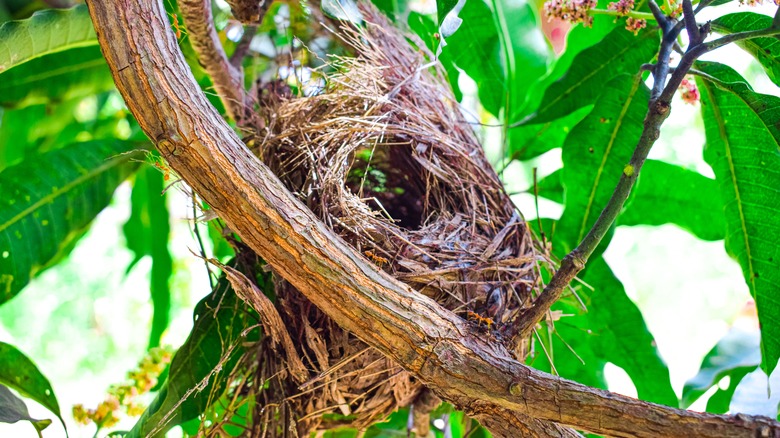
222,265 -> 309,384
85,1 -> 780,436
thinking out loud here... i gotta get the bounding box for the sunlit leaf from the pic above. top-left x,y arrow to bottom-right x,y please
556,74 -> 649,254
123,166 -> 173,348
126,261 -> 264,438
0,140 -> 145,303
682,328 -> 760,409
0,342 -> 64,430
0,46 -> 114,109
0,4 -> 96,74
507,107 -> 590,162
519,27 -> 658,126
696,61 -> 780,376
710,13 -> 780,87
443,0 -> 550,117
618,160 -> 726,241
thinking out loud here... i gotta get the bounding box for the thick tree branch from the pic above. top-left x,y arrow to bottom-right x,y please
86,0 -> 780,436
179,0 -> 248,123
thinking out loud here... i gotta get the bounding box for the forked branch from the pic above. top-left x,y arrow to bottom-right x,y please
515,0 -> 780,338
86,0 -> 780,436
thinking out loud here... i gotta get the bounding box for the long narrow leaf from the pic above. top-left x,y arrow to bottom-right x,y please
123,166 -> 173,348
519,28 -> 658,126
618,160 -> 726,241
127,261 -> 263,438
710,13 -> 780,87
0,4 -> 96,74
696,61 -> 780,375
0,141 -> 145,303
557,74 -> 649,253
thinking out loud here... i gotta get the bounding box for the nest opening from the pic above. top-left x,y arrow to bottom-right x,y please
224,5 -> 552,436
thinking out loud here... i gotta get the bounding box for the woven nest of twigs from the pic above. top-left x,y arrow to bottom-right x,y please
230,4 -> 551,436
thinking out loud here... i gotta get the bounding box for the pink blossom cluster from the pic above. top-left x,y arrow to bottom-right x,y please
625,17 -> 647,34
679,77 -> 700,105
545,0 -> 598,27
608,0 -> 635,15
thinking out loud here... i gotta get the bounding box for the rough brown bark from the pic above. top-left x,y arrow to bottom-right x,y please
86,1 -> 780,437
179,0 -> 248,122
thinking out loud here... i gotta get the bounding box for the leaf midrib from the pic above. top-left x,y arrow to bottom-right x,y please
538,31 -> 652,118
0,154 -> 128,234
701,80 -> 756,290
577,76 -> 643,242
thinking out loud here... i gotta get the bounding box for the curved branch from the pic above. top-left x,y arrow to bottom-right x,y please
85,1 -> 780,437
179,0 -> 248,123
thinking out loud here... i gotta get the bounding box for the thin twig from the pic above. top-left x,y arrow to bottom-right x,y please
230,25 -> 258,68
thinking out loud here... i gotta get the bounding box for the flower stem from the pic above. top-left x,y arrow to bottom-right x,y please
588,8 -> 656,20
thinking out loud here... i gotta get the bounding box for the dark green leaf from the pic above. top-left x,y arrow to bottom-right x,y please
0,342 -> 63,430
710,13 -> 780,88
618,160 -> 726,241
705,367 -> 754,414
519,27 -> 658,126
0,384 -> 51,434
123,166 -> 173,348
535,169 -> 563,204
0,4 -> 96,74
436,0 -> 459,27
682,328 -> 760,408
507,106 -> 590,162
580,257 -> 678,406
443,0 -> 550,117
517,7 -> 627,123
696,61 -> 780,375
127,261 -> 263,438
556,74 -> 649,253
0,46 -> 114,109
0,140 -> 145,303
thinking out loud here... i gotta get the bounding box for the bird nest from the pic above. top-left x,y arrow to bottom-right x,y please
232,5 -> 551,435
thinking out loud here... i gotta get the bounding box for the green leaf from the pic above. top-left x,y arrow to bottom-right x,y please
710,13 -> 780,88
123,166 -> 173,348
443,0 -> 550,117
557,74 -> 649,253
127,261 -> 264,438
0,342 -> 64,430
436,0 -> 459,27
519,27 -> 658,126
618,160 -> 726,241
696,61 -> 780,376
0,4 -> 96,74
507,106 -> 590,162
682,328 -> 760,409
580,257 -> 678,406
0,384 -> 51,435
0,46 -> 114,109
705,367 -> 754,414
0,140 -> 145,303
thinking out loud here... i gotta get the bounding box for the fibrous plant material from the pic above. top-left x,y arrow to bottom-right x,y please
225,4 -> 552,434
